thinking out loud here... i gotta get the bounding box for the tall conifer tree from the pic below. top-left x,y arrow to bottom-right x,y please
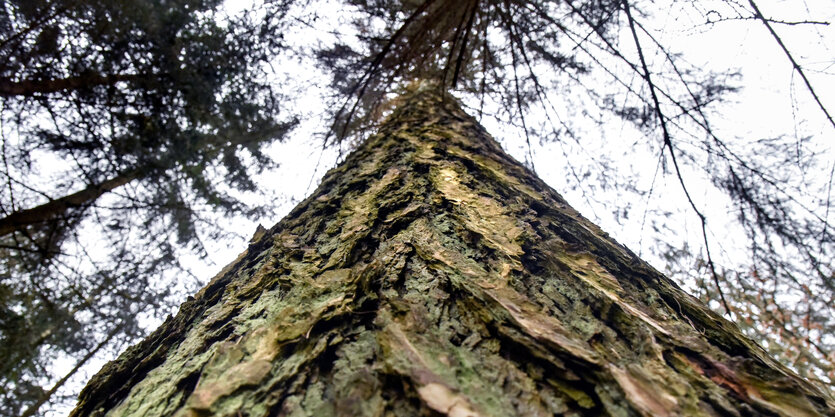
71,84 -> 833,417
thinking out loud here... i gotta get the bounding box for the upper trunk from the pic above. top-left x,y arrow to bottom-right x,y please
71,83 -> 833,417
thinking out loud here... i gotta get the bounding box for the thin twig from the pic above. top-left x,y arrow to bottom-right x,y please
501,0 -> 536,172
705,15 -> 829,27
623,0 -> 732,316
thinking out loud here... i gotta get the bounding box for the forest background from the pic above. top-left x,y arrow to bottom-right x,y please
0,0 -> 832,415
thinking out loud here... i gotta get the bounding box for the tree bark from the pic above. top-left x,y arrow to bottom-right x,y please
70,84 -> 834,417
0,171 -> 138,237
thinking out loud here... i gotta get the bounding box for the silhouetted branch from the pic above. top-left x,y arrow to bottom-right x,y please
747,0 -> 835,130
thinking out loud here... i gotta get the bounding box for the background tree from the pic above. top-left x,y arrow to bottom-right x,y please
0,0 -> 295,415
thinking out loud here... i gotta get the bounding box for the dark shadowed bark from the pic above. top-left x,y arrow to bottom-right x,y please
70,84 -> 834,417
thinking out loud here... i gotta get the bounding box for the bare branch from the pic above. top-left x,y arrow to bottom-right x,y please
622,0 -> 732,316
747,0 -> 835,130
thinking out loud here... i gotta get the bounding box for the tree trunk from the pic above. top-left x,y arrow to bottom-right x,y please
70,84 -> 834,417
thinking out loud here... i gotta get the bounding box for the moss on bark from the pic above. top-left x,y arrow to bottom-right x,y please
71,83 -> 834,417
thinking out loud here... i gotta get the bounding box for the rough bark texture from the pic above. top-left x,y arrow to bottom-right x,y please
71,84 -> 834,417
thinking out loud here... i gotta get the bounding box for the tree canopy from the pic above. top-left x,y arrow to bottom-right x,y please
0,0 -> 295,414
